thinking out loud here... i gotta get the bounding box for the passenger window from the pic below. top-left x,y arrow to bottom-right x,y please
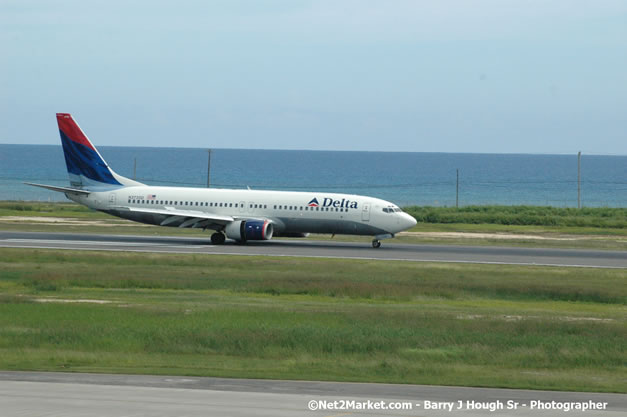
229,203 -> 233,207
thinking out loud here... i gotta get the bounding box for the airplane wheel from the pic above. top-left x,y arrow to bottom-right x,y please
372,239 -> 381,249
211,232 -> 226,245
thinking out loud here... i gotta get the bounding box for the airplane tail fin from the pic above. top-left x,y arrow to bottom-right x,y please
56,113 -> 143,189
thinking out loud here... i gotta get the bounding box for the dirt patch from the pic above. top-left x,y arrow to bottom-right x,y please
456,314 -> 614,322
34,298 -> 114,304
399,231 -> 616,241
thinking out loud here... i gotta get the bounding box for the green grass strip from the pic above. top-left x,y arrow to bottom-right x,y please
0,248 -> 625,392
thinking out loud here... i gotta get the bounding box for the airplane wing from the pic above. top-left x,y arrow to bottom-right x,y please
112,206 -> 236,229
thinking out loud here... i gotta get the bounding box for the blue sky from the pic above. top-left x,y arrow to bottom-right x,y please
1,0 -> 626,153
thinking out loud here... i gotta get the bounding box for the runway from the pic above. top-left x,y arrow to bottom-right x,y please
0,231 -> 625,268
0,371 -> 625,417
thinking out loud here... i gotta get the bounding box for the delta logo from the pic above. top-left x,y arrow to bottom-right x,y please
308,197 -> 358,209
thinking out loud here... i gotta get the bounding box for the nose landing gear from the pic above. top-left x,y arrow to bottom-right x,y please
371,233 -> 393,249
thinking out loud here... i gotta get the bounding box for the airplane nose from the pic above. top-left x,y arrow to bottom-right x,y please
403,213 -> 417,230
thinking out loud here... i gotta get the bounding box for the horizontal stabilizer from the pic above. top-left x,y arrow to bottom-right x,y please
24,182 -> 91,195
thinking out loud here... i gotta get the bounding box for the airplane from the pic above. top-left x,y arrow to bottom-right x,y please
26,113 -> 417,248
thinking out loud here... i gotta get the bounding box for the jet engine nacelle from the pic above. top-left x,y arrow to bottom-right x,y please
225,220 -> 274,242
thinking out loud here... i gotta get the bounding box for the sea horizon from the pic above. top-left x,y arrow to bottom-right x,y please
1,143 -> 625,157
1,144 -> 625,207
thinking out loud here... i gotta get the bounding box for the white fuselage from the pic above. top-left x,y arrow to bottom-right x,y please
68,186 -> 417,237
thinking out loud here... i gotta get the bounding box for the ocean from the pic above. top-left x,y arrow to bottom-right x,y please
1,144 -> 625,207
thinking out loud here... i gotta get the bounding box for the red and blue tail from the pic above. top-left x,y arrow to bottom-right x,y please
57,113 -> 142,189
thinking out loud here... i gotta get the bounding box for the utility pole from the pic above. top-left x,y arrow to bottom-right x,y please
133,158 -> 137,180
206,149 -> 212,188
577,151 -> 581,209
456,169 -> 459,208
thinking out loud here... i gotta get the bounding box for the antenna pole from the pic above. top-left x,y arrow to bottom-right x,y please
456,169 -> 459,208
207,149 -> 212,188
577,151 -> 581,209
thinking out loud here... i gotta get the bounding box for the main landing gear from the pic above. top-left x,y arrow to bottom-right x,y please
372,239 -> 381,249
211,232 -> 226,245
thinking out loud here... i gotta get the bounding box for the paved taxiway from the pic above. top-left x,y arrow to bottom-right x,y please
0,231 -> 625,268
1,371 -> 625,417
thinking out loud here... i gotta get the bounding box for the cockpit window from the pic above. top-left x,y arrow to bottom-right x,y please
383,206 -> 403,213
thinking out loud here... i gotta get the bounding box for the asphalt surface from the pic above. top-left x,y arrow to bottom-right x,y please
0,371 -> 625,417
0,231 -> 625,268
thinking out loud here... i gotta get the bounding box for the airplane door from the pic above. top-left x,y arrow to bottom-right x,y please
109,193 -> 116,206
361,203 -> 370,222
239,201 -> 246,213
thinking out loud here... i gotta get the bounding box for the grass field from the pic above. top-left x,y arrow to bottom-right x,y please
0,248 -> 625,392
405,205 -> 627,229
